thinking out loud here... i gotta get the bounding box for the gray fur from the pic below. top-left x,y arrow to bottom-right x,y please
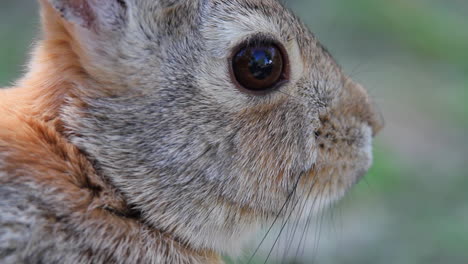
1,0 -> 383,262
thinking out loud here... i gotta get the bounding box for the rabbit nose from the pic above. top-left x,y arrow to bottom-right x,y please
368,101 -> 384,137
341,79 -> 384,137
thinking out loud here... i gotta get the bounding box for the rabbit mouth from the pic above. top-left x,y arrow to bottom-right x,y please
295,125 -> 374,206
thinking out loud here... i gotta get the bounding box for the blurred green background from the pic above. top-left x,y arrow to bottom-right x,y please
1,0 -> 467,263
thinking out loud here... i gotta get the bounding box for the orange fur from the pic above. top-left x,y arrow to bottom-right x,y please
0,0 -> 110,206
0,1 -> 221,262
0,0 -> 123,130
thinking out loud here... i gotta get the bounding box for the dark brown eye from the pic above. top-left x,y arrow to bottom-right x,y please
231,43 -> 286,92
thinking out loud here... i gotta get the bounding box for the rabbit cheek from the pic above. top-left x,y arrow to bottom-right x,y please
232,100 -> 314,207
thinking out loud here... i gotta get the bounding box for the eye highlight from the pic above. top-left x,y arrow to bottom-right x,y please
230,41 -> 288,93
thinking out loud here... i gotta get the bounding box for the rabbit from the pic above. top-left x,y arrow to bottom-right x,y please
0,0 -> 383,263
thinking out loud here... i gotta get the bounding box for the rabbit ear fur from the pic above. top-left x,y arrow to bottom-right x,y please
47,0 -> 127,30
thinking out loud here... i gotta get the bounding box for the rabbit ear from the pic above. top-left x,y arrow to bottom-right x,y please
47,0 -> 127,30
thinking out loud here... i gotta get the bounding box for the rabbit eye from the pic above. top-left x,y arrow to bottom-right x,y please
231,43 -> 286,92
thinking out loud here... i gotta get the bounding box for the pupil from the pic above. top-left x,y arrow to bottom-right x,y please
231,42 -> 285,92
249,48 -> 274,80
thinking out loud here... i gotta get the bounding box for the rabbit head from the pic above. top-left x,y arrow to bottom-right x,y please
43,0 -> 383,255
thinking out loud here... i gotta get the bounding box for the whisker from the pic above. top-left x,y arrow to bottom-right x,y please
310,190 -> 325,263
296,165 -> 324,258
246,172 -> 304,264
282,174 -> 318,263
263,188 -> 302,264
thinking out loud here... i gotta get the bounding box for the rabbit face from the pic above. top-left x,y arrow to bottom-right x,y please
59,0 -> 383,254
